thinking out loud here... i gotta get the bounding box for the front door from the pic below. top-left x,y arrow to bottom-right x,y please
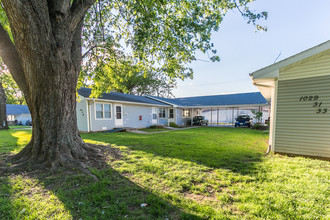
115,104 -> 123,127
152,107 -> 158,124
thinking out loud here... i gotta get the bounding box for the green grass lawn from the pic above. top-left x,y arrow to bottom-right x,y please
0,127 -> 329,219
0,129 -> 32,154
8,125 -> 32,129
138,128 -> 170,132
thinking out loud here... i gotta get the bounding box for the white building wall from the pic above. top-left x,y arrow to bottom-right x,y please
122,104 -> 153,128
86,100 -> 169,131
76,97 -> 89,132
15,113 -> 32,125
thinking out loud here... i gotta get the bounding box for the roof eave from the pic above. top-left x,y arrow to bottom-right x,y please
144,95 -> 177,107
179,103 -> 269,109
84,97 -> 170,107
250,40 -> 330,79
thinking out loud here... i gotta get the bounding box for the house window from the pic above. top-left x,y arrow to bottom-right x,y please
183,109 -> 191,118
104,104 -> 111,118
96,104 -> 103,119
7,115 -> 15,121
159,108 -> 166,118
169,109 -> 174,118
153,113 -> 157,120
96,103 -> 112,119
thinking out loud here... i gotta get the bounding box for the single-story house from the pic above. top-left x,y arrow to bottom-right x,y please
77,88 -> 173,132
77,87 -> 269,132
250,40 -> 330,159
6,104 -> 32,125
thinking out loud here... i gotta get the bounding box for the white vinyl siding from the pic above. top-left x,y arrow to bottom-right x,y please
275,75 -> 330,158
279,50 -> 330,81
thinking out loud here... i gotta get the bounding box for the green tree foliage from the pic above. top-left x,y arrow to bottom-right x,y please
80,0 -> 267,96
0,62 -> 25,105
251,110 -> 263,122
82,56 -> 178,97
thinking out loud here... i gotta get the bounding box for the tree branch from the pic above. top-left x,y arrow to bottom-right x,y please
70,0 -> 96,32
0,24 -> 29,97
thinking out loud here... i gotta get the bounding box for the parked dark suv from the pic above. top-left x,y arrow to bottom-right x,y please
234,115 -> 252,128
193,116 -> 208,126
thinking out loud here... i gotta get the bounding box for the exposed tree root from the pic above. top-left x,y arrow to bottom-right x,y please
0,143 -> 112,181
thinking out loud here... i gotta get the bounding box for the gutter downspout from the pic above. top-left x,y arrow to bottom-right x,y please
252,82 -> 276,154
86,100 -> 90,132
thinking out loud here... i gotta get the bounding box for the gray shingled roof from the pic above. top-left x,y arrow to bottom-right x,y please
6,104 -> 30,115
78,88 -> 170,106
148,92 -> 268,107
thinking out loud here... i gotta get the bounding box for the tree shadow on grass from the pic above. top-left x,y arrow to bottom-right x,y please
0,131 -> 200,219
0,176 -> 15,219
82,127 -> 268,175
0,159 -> 201,219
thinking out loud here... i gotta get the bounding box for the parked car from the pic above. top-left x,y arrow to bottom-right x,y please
193,116 -> 208,126
234,115 -> 252,128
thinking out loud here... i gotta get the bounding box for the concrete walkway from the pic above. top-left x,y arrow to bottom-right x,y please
127,126 -> 198,134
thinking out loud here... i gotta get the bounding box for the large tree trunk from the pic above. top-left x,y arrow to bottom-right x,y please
0,0 -> 99,173
0,82 -> 9,130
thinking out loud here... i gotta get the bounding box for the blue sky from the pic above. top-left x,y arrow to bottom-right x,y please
172,0 -> 330,97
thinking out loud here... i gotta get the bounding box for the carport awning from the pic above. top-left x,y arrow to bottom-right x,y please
181,103 -> 269,109
147,92 -> 268,108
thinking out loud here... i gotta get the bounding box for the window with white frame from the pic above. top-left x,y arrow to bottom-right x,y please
183,109 -> 191,118
104,104 -> 111,118
96,103 -> 111,119
159,108 -> 166,118
7,115 -> 15,121
169,109 -> 174,118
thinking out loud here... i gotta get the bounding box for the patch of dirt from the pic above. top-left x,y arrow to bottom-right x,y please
183,192 -> 218,203
107,146 -> 123,161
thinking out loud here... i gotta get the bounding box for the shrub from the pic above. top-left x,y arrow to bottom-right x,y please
149,125 -> 163,129
169,122 -> 178,128
252,123 -> 268,130
251,110 -> 263,123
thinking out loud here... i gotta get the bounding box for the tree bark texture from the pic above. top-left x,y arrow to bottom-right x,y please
0,82 -> 9,130
0,0 -> 98,172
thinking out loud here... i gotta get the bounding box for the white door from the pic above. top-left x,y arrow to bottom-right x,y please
168,108 -> 174,123
152,107 -> 158,124
115,104 -> 123,126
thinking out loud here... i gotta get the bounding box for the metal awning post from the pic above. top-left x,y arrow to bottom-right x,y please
226,107 -> 228,127
232,108 -> 234,125
217,108 -> 219,125
210,107 -> 213,126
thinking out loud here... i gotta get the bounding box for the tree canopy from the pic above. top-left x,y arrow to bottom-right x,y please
86,58 -> 177,97
81,0 -> 267,95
